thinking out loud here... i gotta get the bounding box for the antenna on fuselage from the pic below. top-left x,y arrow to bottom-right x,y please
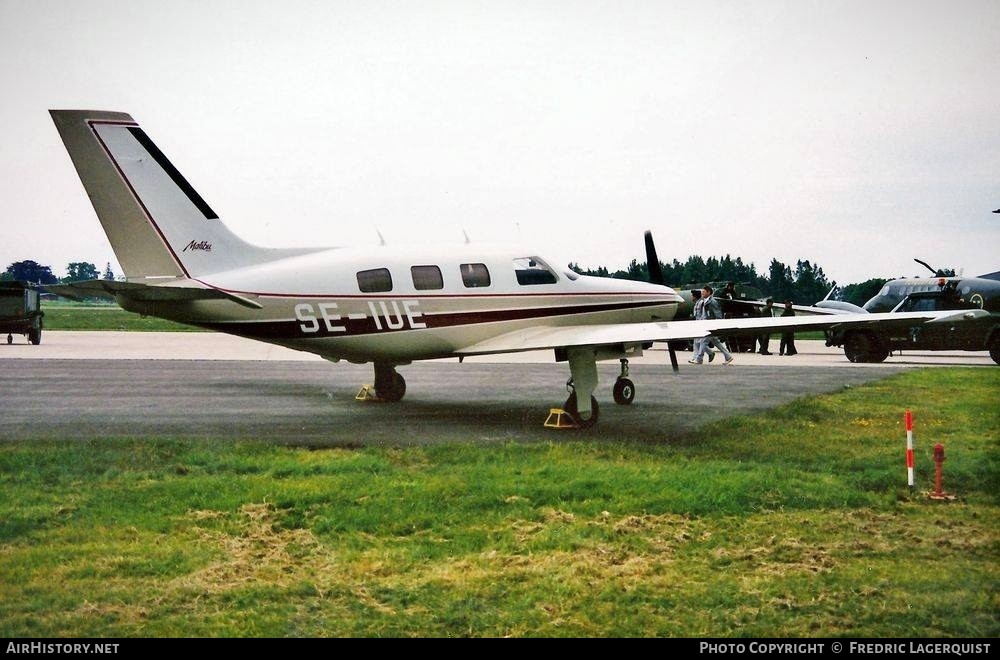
462,228 -> 471,245
375,229 -> 386,246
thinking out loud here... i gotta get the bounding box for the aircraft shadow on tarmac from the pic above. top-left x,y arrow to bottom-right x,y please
0,360 -> 911,446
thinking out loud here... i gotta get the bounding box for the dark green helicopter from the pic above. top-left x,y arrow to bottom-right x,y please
818,259 -> 1000,364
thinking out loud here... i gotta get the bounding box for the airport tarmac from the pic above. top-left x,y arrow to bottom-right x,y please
0,332 -> 992,444
1,330 -> 994,367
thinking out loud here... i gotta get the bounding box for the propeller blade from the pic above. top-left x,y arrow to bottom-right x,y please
644,231 -> 665,285
914,258 -> 938,276
668,344 -> 679,373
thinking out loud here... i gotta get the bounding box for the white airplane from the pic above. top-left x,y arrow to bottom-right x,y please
47,110 -> 987,427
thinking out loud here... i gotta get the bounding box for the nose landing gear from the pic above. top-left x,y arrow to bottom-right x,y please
612,358 -> 635,405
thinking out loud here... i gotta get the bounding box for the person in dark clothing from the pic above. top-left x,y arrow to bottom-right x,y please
758,298 -> 774,355
779,300 -> 797,356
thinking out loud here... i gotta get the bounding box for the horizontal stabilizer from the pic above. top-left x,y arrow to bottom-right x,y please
45,279 -> 262,309
740,298 -> 851,316
0,281 -> 39,291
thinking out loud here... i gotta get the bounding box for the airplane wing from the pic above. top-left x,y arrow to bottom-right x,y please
45,278 -> 263,309
455,309 -> 988,355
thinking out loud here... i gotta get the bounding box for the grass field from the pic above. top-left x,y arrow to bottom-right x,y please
0,368 -> 996,637
41,302 -> 203,332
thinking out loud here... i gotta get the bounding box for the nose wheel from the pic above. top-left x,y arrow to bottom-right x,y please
613,378 -> 635,405
612,358 -> 635,405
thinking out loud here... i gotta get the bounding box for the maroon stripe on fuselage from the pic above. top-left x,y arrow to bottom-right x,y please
196,299 -> 668,339
194,279 -> 673,299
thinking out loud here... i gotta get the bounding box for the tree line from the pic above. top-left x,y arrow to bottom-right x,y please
569,254 -> 891,306
1,260 -> 116,285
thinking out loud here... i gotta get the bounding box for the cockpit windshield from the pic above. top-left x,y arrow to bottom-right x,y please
894,297 -> 941,313
893,293 -> 975,313
513,257 -> 558,285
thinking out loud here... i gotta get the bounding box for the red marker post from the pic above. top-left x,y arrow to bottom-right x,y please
905,410 -> 914,488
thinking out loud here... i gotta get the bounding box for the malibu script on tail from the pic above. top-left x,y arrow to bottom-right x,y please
183,240 -> 212,252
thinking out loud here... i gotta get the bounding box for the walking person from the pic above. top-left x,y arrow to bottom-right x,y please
688,289 -> 714,363
779,300 -> 798,356
690,286 -> 734,365
758,298 -> 775,355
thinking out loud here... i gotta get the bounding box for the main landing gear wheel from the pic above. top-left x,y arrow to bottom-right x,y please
989,336 -> 1000,365
6,334 -> 11,345
380,372 -> 405,401
373,364 -> 406,402
613,378 -> 635,405
564,391 -> 599,429
28,327 -> 41,346
843,331 -> 887,363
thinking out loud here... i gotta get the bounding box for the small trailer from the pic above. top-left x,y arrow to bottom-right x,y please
0,282 -> 43,345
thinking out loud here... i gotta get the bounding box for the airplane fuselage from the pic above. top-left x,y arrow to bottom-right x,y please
120,244 -> 682,363
864,277 -> 1000,314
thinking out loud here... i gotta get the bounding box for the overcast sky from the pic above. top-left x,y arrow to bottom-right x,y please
1,0 -> 997,286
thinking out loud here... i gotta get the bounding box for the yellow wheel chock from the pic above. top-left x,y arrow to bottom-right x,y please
355,384 -> 381,402
544,408 -> 579,429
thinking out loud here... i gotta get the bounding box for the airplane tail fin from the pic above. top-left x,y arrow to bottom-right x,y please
50,110 -> 317,280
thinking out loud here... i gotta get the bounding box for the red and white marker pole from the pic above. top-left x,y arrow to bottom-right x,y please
905,409 -> 914,488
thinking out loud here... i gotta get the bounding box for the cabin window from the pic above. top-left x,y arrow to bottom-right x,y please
513,257 -> 558,285
460,263 -> 491,288
357,268 -> 393,293
411,265 -> 443,291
